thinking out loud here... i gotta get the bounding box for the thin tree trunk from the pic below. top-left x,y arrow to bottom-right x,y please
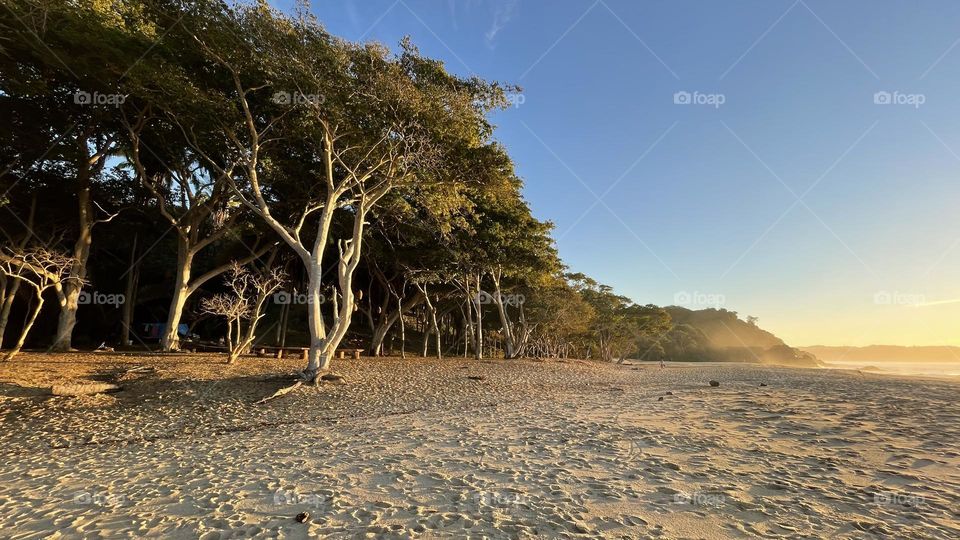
0,196 -> 35,350
4,291 -> 43,361
472,274 -> 483,360
398,295 -> 406,359
120,233 -> 139,347
490,269 -> 517,358
368,292 -> 424,356
0,277 -> 21,351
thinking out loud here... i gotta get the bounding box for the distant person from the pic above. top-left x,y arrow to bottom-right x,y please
660,359 -> 665,370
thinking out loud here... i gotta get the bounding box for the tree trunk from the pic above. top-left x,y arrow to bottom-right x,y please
120,233 -> 139,347
225,315 -> 235,362
472,274 -> 483,360
161,242 -> 193,351
52,147 -> 99,351
276,285 -> 291,347
432,304 -> 442,360
368,292 -> 424,356
421,324 -> 431,357
5,291 -> 43,361
398,295 -> 406,359
1,196 -> 35,350
490,269 -> 517,358
303,256 -> 328,380
0,277 -> 21,351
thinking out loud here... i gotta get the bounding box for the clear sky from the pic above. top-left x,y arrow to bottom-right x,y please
276,0 -> 960,347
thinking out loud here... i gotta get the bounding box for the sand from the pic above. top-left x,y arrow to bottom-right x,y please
0,353 -> 958,539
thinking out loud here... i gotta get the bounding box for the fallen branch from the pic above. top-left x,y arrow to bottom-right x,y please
51,383 -> 122,396
254,381 -> 302,405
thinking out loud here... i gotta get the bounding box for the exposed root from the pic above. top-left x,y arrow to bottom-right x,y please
254,381 -> 303,405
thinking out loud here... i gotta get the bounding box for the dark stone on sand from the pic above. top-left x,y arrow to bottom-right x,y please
760,383 -> 768,387
467,375 -> 485,381
709,380 -> 720,387
657,396 -> 664,401
296,512 -> 310,523
665,391 -> 673,396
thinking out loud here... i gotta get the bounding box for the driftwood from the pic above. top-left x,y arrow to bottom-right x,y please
51,383 -> 122,396
254,381 -> 302,405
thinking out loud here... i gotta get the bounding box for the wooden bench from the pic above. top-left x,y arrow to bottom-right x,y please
256,347 -> 363,360
257,347 -> 308,360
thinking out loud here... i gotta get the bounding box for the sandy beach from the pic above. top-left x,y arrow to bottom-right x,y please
1,354 -> 958,539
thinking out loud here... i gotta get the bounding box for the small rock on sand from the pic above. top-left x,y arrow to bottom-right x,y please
657,396 -> 663,401
295,512 -> 310,523
467,375 -> 485,381
665,391 -> 673,396
760,383 -> 768,387
709,380 -> 720,387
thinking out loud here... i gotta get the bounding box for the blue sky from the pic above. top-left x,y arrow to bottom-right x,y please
277,0 -> 960,346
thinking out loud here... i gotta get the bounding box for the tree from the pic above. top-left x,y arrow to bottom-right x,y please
0,0 -> 159,350
201,262 -> 284,363
167,4 -> 505,380
0,247 -> 78,360
125,117 -> 275,350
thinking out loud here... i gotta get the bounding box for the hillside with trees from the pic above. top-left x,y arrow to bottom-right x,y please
637,308 -> 821,367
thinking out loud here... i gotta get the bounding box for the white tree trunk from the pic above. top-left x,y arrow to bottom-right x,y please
161,246 -> 193,351
0,277 -> 22,350
4,291 -> 43,361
